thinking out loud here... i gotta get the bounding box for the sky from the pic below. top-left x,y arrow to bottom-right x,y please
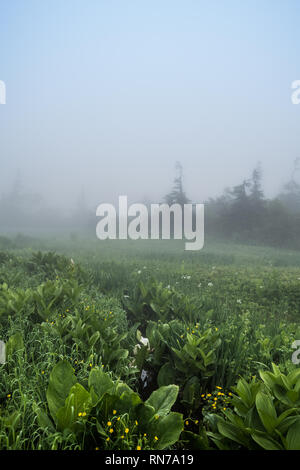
1,0 -> 300,211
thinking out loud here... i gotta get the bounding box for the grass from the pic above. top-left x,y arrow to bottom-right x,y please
0,235 -> 299,450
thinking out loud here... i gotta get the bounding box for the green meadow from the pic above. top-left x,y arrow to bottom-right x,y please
0,235 -> 300,450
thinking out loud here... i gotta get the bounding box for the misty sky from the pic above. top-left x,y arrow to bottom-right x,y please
1,0 -> 300,211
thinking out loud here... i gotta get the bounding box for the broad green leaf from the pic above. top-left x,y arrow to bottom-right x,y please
157,363 -> 176,387
56,383 -> 91,432
152,412 -> 184,450
217,419 -> 249,447
88,367 -> 114,402
116,390 -> 142,415
255,391 -> 277,434
251,431 -> 282,450
46,361 -> 77,422
286,419 -> 300,450
146,385 -> 179,417
135,402 -> 156,427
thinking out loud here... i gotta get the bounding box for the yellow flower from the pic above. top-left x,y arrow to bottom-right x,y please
207,393 -> 212,397
109,428 -> 114,433
82,412 -> 87,417
113,410 -> 117,415
125,428 -> 129,434
185,420 -> 189,426
7,394 -> 11,398
78,412 -> 82,417
136,446 -> 141,450
154,436 -> 159,441
41,371 -> 45,375
195,420 -> 199,424
216,386 -> 222,389
95,447 -> 99,450
135,420 -> 138,425
106,437 -> 110,442
107,421 -> 112,427
143,433 -> 147,437
121,435 -> 124,439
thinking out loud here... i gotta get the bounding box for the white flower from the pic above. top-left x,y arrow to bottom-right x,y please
137,270 -> 141,274
208,282 -> 213,287
140,336 -> 150,349
133,336 -> 150,355
198,283 -> 202,287
237,299 -> 242,304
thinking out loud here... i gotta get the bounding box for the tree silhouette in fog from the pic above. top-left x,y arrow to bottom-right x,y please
164,161 -> 190,206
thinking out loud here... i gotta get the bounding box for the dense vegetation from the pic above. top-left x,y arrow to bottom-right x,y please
0,235 -> 299,450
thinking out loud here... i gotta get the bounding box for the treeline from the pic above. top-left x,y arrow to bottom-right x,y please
2,161 -> 300,249
163,160 -> 300,249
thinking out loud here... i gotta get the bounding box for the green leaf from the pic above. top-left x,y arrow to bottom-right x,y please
146,385 -> 179,417
217,419 -> 249,447
33,403 -> 55,434
89,331 -> 100,347
116,389 -> 142,415
46,361 -> 77,422
152,412 -> 184,450
135,402 -> 156,427
182,376 -> 200,407
157,363 -> 176,387
255,391 -> 277,434
251,431 -> 282,450
286,419 -> 300,450
6,332 -> 24,358
56,383 -> 91,432
88,367 -> 114,402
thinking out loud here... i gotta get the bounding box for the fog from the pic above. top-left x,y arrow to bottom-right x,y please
1,0 -> 300,233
